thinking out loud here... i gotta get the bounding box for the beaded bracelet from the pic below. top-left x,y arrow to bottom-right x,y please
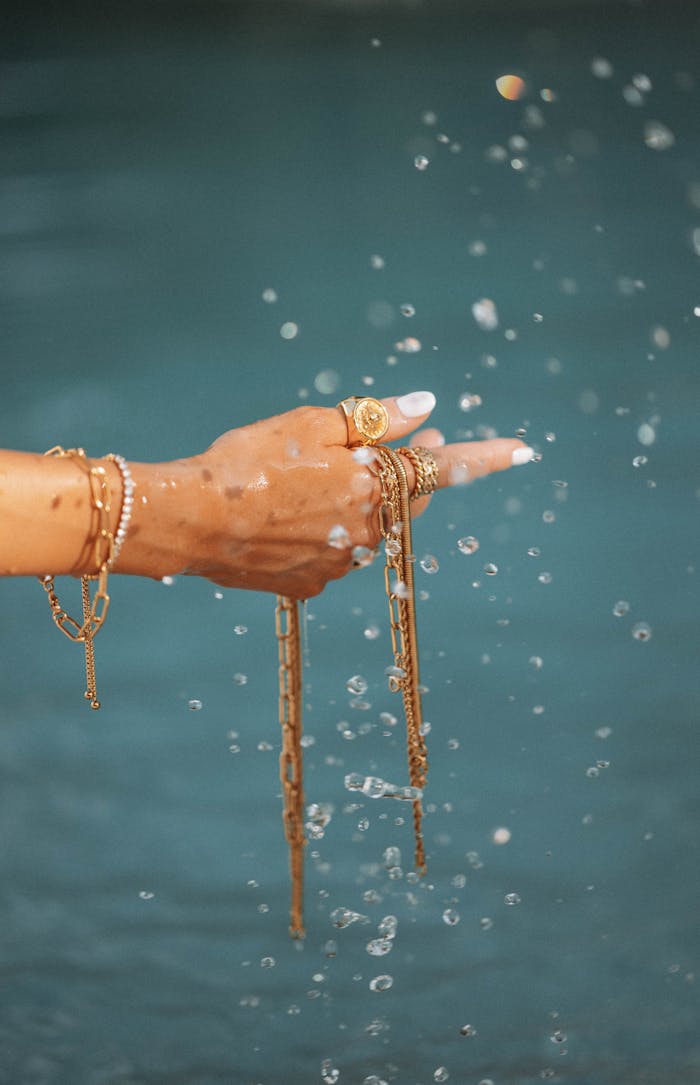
106,453 -> 135,567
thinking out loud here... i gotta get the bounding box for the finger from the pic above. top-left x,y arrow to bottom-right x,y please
325,390 -> 437,446
433,438 -> 534,487
408,427 -> 445,450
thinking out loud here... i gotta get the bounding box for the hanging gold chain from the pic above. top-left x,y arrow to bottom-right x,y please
38,446 -> 114,709
374,445 -> 428,874
274,444 -> 429,936
275,594 -> 306,938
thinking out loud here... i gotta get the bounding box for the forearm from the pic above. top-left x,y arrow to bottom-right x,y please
0,450 -> 199,579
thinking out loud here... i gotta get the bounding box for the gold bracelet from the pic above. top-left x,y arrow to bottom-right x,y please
38,446 -> 117,710
275,443 -> 428,938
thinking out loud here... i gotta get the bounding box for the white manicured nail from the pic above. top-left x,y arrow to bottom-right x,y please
511,446 -> 535,466
396,391 -> 436,418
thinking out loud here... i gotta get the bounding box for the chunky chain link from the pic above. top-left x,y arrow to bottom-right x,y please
38,446 -> 115,709
275,443 -> 429,936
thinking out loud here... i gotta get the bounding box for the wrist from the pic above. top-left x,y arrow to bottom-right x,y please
110,457 -> 203,580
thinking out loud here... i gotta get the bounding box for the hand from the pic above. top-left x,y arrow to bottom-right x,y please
182,391 -> 533,598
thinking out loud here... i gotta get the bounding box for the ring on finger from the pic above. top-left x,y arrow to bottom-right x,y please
398,446 -> 439,500
337,396 -> 390,446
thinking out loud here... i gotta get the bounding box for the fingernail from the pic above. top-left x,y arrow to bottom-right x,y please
511,446 -> 535,466
396,391 -> 436,418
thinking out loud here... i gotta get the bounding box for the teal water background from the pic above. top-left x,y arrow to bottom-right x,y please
2,2 -> 699,1082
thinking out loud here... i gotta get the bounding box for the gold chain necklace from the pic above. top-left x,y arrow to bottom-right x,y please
275,444 -> 428,937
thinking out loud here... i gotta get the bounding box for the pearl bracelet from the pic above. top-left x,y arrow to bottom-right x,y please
106,453 -> 135,566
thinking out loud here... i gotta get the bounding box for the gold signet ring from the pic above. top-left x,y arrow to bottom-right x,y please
337,396 -> 390,446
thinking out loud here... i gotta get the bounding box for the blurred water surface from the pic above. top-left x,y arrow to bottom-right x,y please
1,3 -> 700,1083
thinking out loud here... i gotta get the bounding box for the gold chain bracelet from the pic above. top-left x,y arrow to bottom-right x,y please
276,443 -> 428,937
38,446 -> 115,710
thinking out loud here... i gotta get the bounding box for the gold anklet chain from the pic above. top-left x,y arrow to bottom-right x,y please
276,443 -> 428,937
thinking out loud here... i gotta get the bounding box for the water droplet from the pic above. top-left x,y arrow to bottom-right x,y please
538,572 -> 553,584
644,120 -> 675,151
472,298 -> 499,331
637,423 -> 656,446
543,510 -> 556,523
529,655 -> 543,669
139,890 -> 155,900
314,368 -> 340,394
623,83 -> 645,106
457,535 -> 479,555
262,287 -> 277,303
459,1024 -> 477,1037
366,937 -> 393,956
632,621 -> 652,642
369,974 -> 394,992
495,74 -> 526,100
633,455 -> 648,468
321,1059 -> 340,1084
383,846 -> 402,868
161,575 -> 175,586
364,623 -> 381,640
442,908 -> 461,926
433,1067 -> 450,1083
650,324 -> 671,349
586,766 -> 600,778
420,554 -> 440,574
492,826 -> 512,845
504,892 -> 521,906
395,336 -> 422,353
613,600 -> 630,617
233,673 -> 248,685
369,254 -> 385,270
330,906 -> 369,929
280,321 -> 299,340
483,562 -> 498,576
234,624 -> 248,635
400,303 -> 415,317
527,546 -> 541,557
188,699 -> 202,711
545,431 -> 556,442
591,56 -> 614,78
414,155 -> 430,171
459,392 -> 482,412
447,738 -> 459,750
480,916 -> 493,931
550,1029 -> 567,1044
328,524 -> 351,549
378,914 -> 398,939
260,956 -> 276,968
468,239 -> 487,257
346,675 -> 368,695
